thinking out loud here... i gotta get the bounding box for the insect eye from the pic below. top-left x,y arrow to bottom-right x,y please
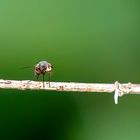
35,67 -> 40,71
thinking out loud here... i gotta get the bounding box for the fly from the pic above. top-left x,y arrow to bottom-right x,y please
34,61 -> 53,87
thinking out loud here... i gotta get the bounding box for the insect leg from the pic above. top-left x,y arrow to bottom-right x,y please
48,72 -> 51,87
34,73 -> 40,80
42,74 -> 45,87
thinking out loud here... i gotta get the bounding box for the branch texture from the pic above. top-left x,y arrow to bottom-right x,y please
0,79 -> 139,94
0,79 -> 140,104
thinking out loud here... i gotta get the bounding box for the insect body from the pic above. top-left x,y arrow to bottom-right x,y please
34,61 -> 53,87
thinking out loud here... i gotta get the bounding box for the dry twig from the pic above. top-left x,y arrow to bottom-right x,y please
0,79 -> 140,104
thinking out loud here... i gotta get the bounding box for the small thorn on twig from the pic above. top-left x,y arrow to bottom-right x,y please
114,81 -> 124,104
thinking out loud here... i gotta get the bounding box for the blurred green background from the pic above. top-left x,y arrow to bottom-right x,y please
0,0 -> 140,139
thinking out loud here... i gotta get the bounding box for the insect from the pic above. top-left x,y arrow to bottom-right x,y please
34,61 -> 53,87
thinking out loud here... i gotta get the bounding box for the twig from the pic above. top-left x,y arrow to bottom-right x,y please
0,79 -> 140,104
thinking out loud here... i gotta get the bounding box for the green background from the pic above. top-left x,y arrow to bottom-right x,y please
0,0 -> 140,139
